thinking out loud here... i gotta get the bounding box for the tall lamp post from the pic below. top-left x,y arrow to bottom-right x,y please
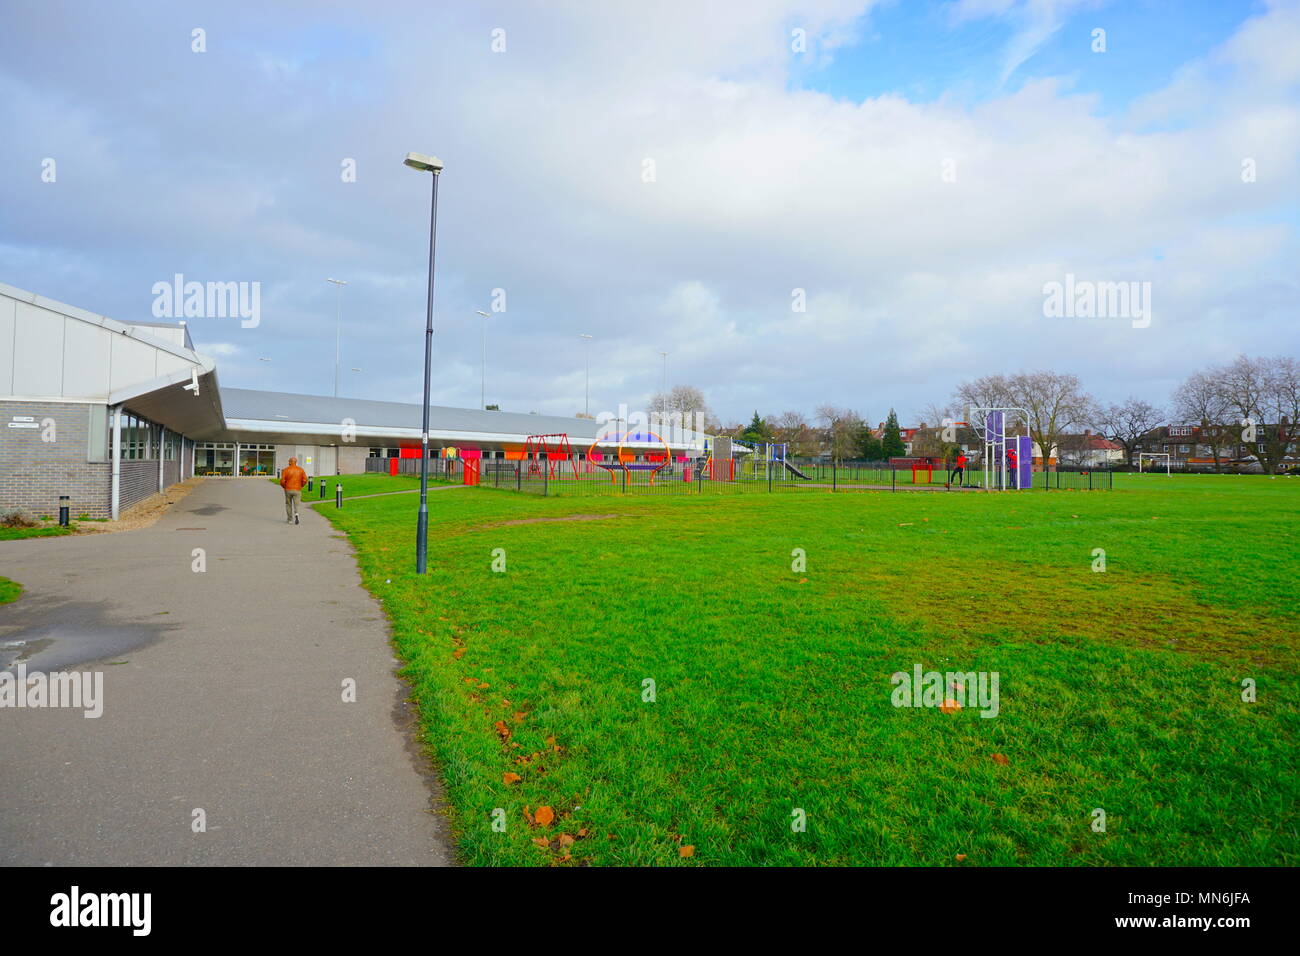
476,310 -> 491,409
580,333 -> 593,416
659,350 -> 668,423
326,278 -> 347,396
404,151 -> 444,575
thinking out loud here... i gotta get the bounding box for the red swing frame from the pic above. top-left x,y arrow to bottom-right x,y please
523,434 -> 578,479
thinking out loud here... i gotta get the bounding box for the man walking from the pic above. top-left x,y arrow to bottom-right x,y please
280,456 -> 308,524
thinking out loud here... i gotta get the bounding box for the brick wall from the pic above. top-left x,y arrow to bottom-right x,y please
1,400 -> 192,519
118,460 -> 158,511
0,399 -> 111,519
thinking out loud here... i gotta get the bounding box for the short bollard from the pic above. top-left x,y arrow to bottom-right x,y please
307,477 -> 313,493
58,495 -> 70,527
335,483 -> 343,508
320,480 -> 327,499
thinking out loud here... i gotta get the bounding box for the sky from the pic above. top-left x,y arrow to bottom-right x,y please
1,0 -> 1297,427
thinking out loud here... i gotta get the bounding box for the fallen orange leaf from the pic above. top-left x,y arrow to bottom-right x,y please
558,833 -> 575,847
494,720 -> 511,740
679,845 -> 695,858
956,853 -> 967,862
939,698 -> 962,714
992,753 -> 1010,766
503,772 -> 522,785
535,806 -> 555,827
531,837 -> 549,848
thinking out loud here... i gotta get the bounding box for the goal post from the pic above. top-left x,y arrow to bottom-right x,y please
1136,452 -> 1171,475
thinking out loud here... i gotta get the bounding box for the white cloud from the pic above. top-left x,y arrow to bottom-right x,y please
0,0 -> 1296,424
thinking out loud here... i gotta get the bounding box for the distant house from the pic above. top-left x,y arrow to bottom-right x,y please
874,422 -> 980,459
1055,430 -> 1125,468
1133,424 -> 1300,471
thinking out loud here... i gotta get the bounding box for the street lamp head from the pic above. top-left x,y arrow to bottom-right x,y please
326,277 -> 347,286
476,310 -> 491,318
404,152 -> 444,173
580,333 -> 593,340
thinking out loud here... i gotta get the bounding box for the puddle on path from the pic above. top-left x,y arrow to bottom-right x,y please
0,594 -> 174,672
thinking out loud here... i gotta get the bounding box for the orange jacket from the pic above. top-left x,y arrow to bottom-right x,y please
280,464 -> 308,491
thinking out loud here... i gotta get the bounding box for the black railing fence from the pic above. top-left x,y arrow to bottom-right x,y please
364,457 -> 457,478
452,457 -> 1114,497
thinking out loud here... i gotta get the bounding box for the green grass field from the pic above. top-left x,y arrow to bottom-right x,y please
0,525 -> 75,540
314,472 -> 1299,866
0,576 -> 21,605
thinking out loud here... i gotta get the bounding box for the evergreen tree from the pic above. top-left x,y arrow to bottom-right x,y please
882,409 -> 906,459
857,423 -> 884,461
741,410 -> 772,442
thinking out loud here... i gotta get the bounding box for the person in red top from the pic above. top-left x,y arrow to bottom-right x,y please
948,450 -> 968,488
1006,447 -> 1019,489
280,457 -> 308,524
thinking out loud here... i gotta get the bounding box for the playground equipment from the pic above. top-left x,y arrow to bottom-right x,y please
890,457 -> 938,484
586,428 -> 673,485
523,434 -> 578,479
1137,452 -> 1172,475
733,441 -> 812,481
963,407 -> 1034,490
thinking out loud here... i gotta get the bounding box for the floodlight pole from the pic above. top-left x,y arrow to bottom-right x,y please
659,351 -> 668,424
327,278 -> 347,396
580,334 -> 593,416
405,152 -> 444,575
476,310 -> 491,409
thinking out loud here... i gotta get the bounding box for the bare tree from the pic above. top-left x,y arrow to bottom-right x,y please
1094,397 -> 1166,463
1219,355 -> 1300,474
1171,368 -> 1233,471
1008,371 -> 1097,466
650,384 -> 719,434
953,374 -> 1015,415
815,404 -> 866,460
771,410 -> 817,458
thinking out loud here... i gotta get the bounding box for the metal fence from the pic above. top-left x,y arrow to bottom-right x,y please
466,458 -> 1114,497
364,457 -> 458,478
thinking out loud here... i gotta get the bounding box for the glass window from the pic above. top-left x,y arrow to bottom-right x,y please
239,444 -> 276,476
195,442 -> 237,476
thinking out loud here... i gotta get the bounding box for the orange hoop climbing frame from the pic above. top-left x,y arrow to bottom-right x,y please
587,428 -> 673,485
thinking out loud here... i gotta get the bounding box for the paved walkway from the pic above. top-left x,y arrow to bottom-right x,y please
0,478 -> 453,866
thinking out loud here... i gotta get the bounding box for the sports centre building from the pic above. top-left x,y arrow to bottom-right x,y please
0,283 -> 703,519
